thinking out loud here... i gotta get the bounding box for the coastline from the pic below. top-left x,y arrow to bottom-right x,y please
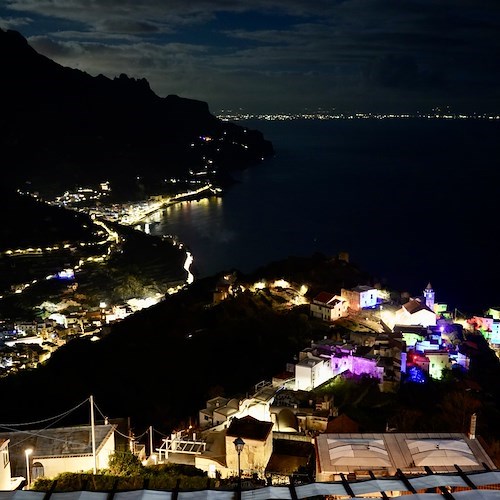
139,117 -> 500,314
107,184 -> 224,227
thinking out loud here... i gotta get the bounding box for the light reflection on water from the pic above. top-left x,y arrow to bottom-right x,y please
141,118 -> 500,312
146,196 -> 241,277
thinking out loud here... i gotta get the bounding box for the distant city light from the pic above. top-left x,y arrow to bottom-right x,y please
56,269 -> 75,280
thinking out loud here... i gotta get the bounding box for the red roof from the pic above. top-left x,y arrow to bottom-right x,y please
314,291 -> 337,305
226,416 -> 273,441
403,299 -> 433,314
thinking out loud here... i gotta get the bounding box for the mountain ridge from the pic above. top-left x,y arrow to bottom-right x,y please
0,28 -> 273,199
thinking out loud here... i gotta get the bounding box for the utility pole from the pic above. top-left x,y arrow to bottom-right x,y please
90,395 -> 97,474
149,425 -> 158,464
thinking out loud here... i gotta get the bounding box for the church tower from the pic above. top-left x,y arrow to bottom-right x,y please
423,282 -> 435,311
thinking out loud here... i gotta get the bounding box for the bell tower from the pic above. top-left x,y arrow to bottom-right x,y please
423,282 -> 435,311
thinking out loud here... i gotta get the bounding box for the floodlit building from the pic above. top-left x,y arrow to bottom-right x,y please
294,354 -> 332,391
394,298 -> 437,327
0,439 -> 24,491
225,416 -> 274,478
0,424 -> 117,481
294,336 -> 399,392
310,292 -> 348,322
294,350 -> 386,392
198,384 -> 278,432
470,315 -> 494,333
426,350 -> 452,379
341,285 -> 378,311
0,439 -> 9,490
198,396 -> 232,429
159,416 -> 274,480
423,282 -> 435,311
393,325 -> 427,348
491,320 -> 500,345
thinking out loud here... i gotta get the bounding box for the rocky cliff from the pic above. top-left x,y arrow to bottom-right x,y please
0,29 -> 273,198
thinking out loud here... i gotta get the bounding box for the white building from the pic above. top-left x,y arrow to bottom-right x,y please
198,384 -> 278,432
294,354 -> 332,391
310,292 -> 349,321
394,298 -> 437,327
294,351 -> 384,391
341,285 -> 378,311
0,424 -> 117,482
0,439 -> 24,491
160,416 -> 274,480
199,396 -> 233,429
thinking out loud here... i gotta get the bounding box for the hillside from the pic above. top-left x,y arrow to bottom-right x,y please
0,254 -> 371,432
2,249 -> 500,464
0,26 -> 274,327
0,29 -> 273,199
0,188 -> 187,320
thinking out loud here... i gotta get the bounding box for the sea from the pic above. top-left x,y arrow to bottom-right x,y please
145,118 -> 500,315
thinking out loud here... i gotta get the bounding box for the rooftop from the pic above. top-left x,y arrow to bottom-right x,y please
226,416 -> 273,442
316,433 -> 495,476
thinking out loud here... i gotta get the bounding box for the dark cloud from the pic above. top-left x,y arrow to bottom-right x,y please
0,15 -> 32,29
97,18 -> 163,34
29,35 -> 86,58
1,0 -> 499,112
366,54 -> 445,90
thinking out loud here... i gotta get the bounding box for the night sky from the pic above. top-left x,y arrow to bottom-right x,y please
1,1 -> 499,115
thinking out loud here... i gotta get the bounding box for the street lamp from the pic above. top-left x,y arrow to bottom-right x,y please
233,437 -> 245,489
25,448 -> 33,490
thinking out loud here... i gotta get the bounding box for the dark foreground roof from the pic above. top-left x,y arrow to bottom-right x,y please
3,469 -> 500,499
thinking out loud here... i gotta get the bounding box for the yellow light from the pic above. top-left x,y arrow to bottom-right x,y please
273,279 -> 290,288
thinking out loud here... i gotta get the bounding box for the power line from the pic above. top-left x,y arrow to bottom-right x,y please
0,397 -> 89,428
0,398 -> 95,450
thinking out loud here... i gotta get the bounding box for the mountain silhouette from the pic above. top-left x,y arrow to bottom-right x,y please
0,28 -> 273,198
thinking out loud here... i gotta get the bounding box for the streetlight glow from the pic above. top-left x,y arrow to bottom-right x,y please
233,436 -> 245,455
233,436 -> 245,495
25,448 -> 33,490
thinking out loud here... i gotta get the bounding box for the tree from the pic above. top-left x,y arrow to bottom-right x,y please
107,449 -> 144,477
438,390 -> 482,433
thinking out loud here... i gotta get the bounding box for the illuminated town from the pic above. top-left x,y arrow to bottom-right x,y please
1,11 -> 500,496
217,110 -> 500,122
3,175 -> 500,392
2,117 -> 500,498
3,262 -> 500,494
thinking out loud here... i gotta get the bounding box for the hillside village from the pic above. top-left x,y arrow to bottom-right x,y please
2,25 -> 500,499
3,260 -> 499,384
2,261 -> 500,496
0,127 -> 499,500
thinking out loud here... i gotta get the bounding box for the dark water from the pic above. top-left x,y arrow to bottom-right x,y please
148,118 -> 500,314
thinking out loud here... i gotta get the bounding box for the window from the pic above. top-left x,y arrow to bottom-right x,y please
32,463 -> 45,481
2,449 -> 9,467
